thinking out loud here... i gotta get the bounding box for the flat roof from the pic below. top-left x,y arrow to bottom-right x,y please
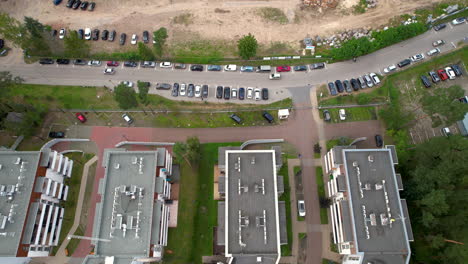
0,151 -> 41,256
225,150 -> 280,260
342,149 -> 410,263
94,150 -> 158,257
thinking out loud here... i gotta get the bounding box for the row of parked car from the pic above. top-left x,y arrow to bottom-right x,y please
54,27 -> 150,45
53,0 -> 96,10
328,73 -> 381,95
420,64 -> 463,88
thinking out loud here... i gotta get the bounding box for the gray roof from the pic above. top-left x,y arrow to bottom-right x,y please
94,150 -> 158,258
400,199 -> 414,242
271,146 -> 282,167
276,176 -> 284,195
278,201 -> 287,245
225,150 -> 280,262
218,147 -> 241,168
332,145 -> 356,165
0,151 -> 41,256
395,174 -> 403,191
386,145 -> 399,164
342,149 -> 411,263
219,176 -> 225,194
156,148 -> 166,167
456,112 -> 468,136
217,202 -> 225,246
6,112 -> 24,123
336,175 -> 347,192
340,200 -> 354,242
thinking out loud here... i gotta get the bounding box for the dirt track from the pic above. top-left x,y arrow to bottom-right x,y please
2,0 -> 443,49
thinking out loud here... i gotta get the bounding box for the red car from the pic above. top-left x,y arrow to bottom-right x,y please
106,61 -> 119,67
437,69 -> 448,81
75,113 -> 87,123
276,66 -> 291,72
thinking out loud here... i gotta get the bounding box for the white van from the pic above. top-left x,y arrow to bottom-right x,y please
84,28 -> 91,40
257,65 -> 271,73
269,73 -> 281,80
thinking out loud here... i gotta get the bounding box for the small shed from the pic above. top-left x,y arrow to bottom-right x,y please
278,109 -> 290,120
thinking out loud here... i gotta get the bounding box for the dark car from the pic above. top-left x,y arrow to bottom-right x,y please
335,80 -> 344,93
172,83 -> 179,97
238,87 -> 245,100
397,59 -> 411,68
124,61 -> 138,67
77,29 -> 84,39
230,114 -> 242,124
375,134 -> 383,148
142,31 -> 149,44
293,65 -> 307,71
328,82 -> 337,96
216,86 -> 223,99
262,112 -> 274,123
0,39 -> 3,49
343,80 -> 352,93
101,30 -> 109,41
428,71 -> 440,83
190,64 -> 204,71
262,88 -> 269,100
451,64 -> 462,76
156,83 -> 172,90
433,23 -> 446,31
53,0 -> 63,5
92,29 -> 99,40
66,0 -> 75,8
73,59 -> 87,65
39,58 -> 54,65
88,2 -> 95,11
224,87 -> 231,100
202,85 -> 209,98
119,33 -> 126,45
350,78 -> 360,91
49,131 -> 65,138
80,1 -> 88,10
51,30 -> 58,37
56,59 -> 70,64
187,84 -> 195,97
420,75 -> 431,88
72,0 -> 81,9
310,62 -> 325,70
323,110 -> 331,122
108,30 -> 116,42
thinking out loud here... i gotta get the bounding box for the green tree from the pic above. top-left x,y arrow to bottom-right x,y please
64,30 -> 90,58
0,13 -> 25,47
238,33 -> 258,59
137,81 -> 149,103
114,83 -> 138,109
330,37 -> 373,60
379,104 -> 414,130
421,85 -> 468,127
1,103 -> 47,137
22,17 -> 50,56
172,136 -> 200,167
153,27 -> 168,57
137,42 -> 155,61
356,93 -> 371,105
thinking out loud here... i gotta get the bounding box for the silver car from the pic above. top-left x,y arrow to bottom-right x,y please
364,75 -> 374,88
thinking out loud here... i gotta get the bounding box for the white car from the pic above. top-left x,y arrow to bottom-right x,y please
445,67 -> 456,80
339,109 -> 346,121
426,48 -> 440,56
122,81 -> 133,88
254,88 -> 261,101
59,28 -> 66,39
103,68 -> 115,75
432,39 -> 445,47
383,65 -> 396,73
297,200 -> 306,217
231,88 -> 237,99
179,83 -> 186,96
247,87 -> 253,99
269,73 -> 281,80
194,85 -> 201,97
410,53 -> 425,62
451,17 -> 466,26
88,60 -> 101,66
84,28 -> 91,40
131,34 -> 138,45
369,73 -> 380,85
224,64 -> 237,71
160,62 -> 172,68
122,113 -> 133,124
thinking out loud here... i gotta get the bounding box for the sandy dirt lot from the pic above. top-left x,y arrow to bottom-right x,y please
2,0 -> 444,49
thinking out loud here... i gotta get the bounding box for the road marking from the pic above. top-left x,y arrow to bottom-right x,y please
451,42 -> 456,48
138,64 -> 141,69
448,23 -> 453,29
121,64 -> 124,69
56,64 -> 59,68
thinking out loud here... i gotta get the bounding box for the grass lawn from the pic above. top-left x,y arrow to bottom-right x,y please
326,137 -> 352,151
52,153 -> 94,255
165,142 -> 241,264
314,152 -> 321,159
322,258 -> 339,264
298,232 -> 307,240
278,158 -> 293,256
315,167 -> 328,225
293,165 -> 301,175
319,107 -> 378,123
66,226 -> 84,255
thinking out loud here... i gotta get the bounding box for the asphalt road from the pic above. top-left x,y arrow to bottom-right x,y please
0,23 -> 466,103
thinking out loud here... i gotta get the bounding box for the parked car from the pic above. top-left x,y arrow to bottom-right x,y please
108,30 -> 116,42
187,84 -> 194,97
224,86 -> 231,99
350,78 -> 360,91
224,64 -> 237,71
451,17 -> 466,25
328,82 -> 337,96
77,29 -> 84,39
427,48 -> 440,56
53,0 -> 63,5
180,83 -> 187,96
231,88 -> 237,99
364,75 -> 374,87
276,66 -> 291,72
140,61 -> 156,68
88,60 -> 101,66
119,33 -> 126,45
72,0 -> 81,10
369,73 -> 380,85
398,59 -> 411,68
420,75 -> 431,88
230,114 -> 242,124
92,29 -> 99,40
131,34 -> 137,45
80,1 -> 88,10
254,88 -> 261,101
437,69 -> 448,81
88,2 -> 95,11
39,58 -> 54,65
247,87 -> 253,100
257,65 -> 272,72
451,64 -> 462,76
75,112 -> 87,123
357,76 -> 367,88
343,80 -> 352,93
66,0 -> 74,8
105,61 -> 118,67
156,83 -> 171,90
195,85 -> 202,98
293,65 -> 307,71
101,30 -> 108,41
410,53 -> 425,62
103,68 -> 115,75
142,31 -> 149,44
238,87 -> 245,100
429,71 -> 441,83
207,65 -> 222,71
323,110 -> 331,122
269,73 -> 281,80
441,127 -> 451,137
49,131 -> 65,138
384,64 -> 397,73
432,39 -> 445,47
240,66 -> 254,72
124,61 -> 138,67
216,86 -> 223,99
297,200 -> 306,217
160,62 -> 172,68
174,63 -> 186,69
122,113 -> 134,124
122,81 -> 133,88
339,109 -> 346,121
335,80 -> 344,93
310,62 -> 325,70
190,64 -> 204,71
433,23 -> 446,31
59,28 -> 66,39
202,85 -> 209,98
84,28 -> 91,40
262,112 -> 274,123
73,59 -> 87,65
375,134 -> 383,147
262,88 -> 269,100
172,83 -> 179,97
445,67 -> 456,80
56,59 -> 70,64
459,96 -> 468,103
